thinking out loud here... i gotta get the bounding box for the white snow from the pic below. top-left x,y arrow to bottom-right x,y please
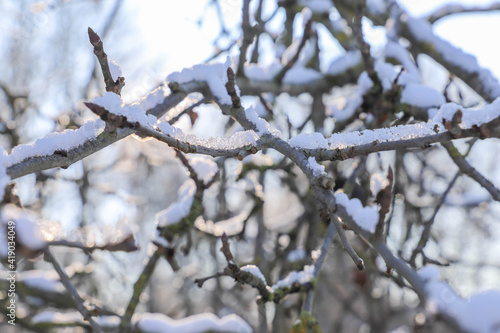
301,7 -> 312,28
370,172 -> 390,195
194,213 -> 246,237
287,248 -> 306,262
335,191 -> 378,233
294,97 -> 500,152
367,0 -> 387,14
289,132 -> 329,149
158,122 -> 259,150
244,106 -> 270,135
19,270 -> 65,293
155,179 -> 196,228
167,58 -> 236,105
401,83 -> 445,108
1,204 -> 47,252
244,62 -> 282,81
405,16 -> 500,99
108,59 -> 122,81
186,155 -> 218,184
327,51 -> 362,75
31,311 -> 120,327
298,0 -> 331,13
419,266 -> 500,333
431,97 -> 500,128
307,156 -> 326,177
31,311 -> 84,324
133,312 -> 252,333
272,264 -> 315,290
133,85 -> 169,111
384,41 -> 419,83
328,122 -> 436,150
92,92 -> 157,128
0,147 -> 9,199
283,67 -> 323,84
240,264 -> 267,284
374,61 -> 398,92
6,120 -> 105,166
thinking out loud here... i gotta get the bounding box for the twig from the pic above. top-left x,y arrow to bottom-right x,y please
310,117 -> 500,162
303,221 -> 336,312
82,0 -> 123,99
85,100 -> 265,159
442,141 -> 500,201
312,187 -> 365,270
352,0 -> 379,84
6,80 -> 203,180
119,247 -> 161,331
427,3 -> 500,24
49,235 -> 138,253
273,18 -> 314,84
88,27 -> 125,95
44,248 -> 103,333
237,0 -> 256,77
409,171 -> 459,267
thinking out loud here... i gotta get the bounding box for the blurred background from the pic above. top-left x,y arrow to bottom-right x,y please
1,0 -> 500,332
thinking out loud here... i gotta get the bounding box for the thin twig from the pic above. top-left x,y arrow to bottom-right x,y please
237,0 -> 255,77
409,171 -> 459,267
88,27 -> 125,95
442,141 -> 500,201
273,18 -> 314,84
44,248 -> 103,333
427,3 -> 500,24
303,221 -> 336,312
119,247 -> 161,331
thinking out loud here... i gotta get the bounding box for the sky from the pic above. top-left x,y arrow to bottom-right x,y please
122,0 -> 500,93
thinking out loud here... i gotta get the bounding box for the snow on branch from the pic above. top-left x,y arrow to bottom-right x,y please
427,3 -> 500,24
335,192 -> 378,234
291,98 -> 500,161
5,81 -> 203,180
402,16 -> 500,102
195,233 -> 318,304
0,147 -> 9,202
86,92 -> 262,160
419,266 -> 500,333
133,312 -> 252,333
6,120 -> 105,167
167,58 -> 235,105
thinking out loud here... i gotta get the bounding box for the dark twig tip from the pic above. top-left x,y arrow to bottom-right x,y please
88,27 -> 101,45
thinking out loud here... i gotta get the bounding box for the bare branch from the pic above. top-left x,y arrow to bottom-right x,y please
442,141 -> 500,201
44,248 -> 104,333
428,3 -> 500,24
88,27 -> 125,95
119,247 -> 161,331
